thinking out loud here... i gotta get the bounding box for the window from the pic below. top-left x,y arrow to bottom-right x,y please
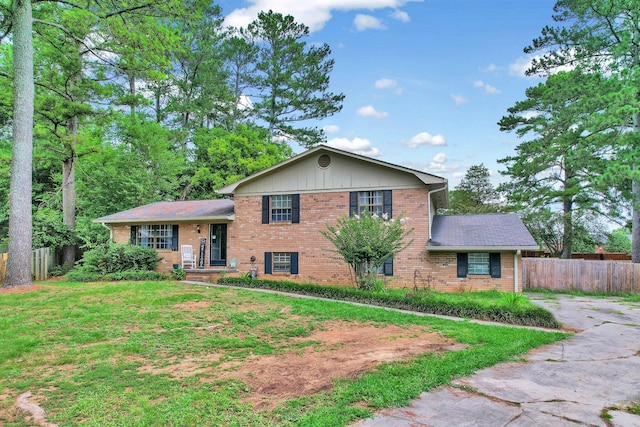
457,253 -> 501,278
271,195 -> 292,222
272,252 -> 291,272
350,190 -> 392,217
358,191 -> 383,214
264,252 -> 299,274
131,225 -> 178,250
468,253 -> 490,275
262,195 -> 300,224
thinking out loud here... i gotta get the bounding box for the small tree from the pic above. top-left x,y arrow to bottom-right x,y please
320,210 -> 413,290
604,229 -> 632,254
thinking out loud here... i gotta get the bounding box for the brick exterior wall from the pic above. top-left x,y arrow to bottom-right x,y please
109,190 -> 523,292
111,223 -> 209,272
228,188 -> 522,292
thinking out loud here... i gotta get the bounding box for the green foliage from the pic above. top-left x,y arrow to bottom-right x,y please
66,270 -> 169,282
243,10 -> 345,147
604,229 -> 632,254
217,277 -> 562,329
320,210 -> 413,291
189,124 -> 292,199
172,267 -> 186,281
498,70 -> 621,258
446,164 -> 501,214
72,243 -> 161,275
32,208 -> 76,249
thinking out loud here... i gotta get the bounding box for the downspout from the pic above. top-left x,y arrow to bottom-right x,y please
514,250 -> 520,293
100,222 -> 113,241
428,184 -> 447,240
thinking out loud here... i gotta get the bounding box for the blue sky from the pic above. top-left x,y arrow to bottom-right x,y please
218,0 -> 558,187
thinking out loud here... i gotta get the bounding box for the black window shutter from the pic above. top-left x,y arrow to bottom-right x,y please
262,196 -> 270,224
264,252 -> 272,274
383,190 -> 392,218
349,191 -> 358,216
457,253 -> 468,278
172,225 -> 179,251
290,252 -> 299,274
383,257 -> 393,276
130,226 -> 138,245
292,194 -> 300,224
490,253 -> 501,278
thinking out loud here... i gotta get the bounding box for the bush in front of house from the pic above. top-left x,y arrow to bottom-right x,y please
216,277 -> 562,329
66,243 -> 166,282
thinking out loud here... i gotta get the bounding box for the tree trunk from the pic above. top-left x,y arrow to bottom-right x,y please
633,169 -> 640,263
561,198 -> 573,259
61,115 -> 78,269
5,0 -> 34,287
632,113 -> 640,263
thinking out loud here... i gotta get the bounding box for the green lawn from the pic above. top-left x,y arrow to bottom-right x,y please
0,281 -> 567,426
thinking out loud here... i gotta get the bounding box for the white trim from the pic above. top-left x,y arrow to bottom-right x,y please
514,249 -> 520,293
94,215 -> 235,225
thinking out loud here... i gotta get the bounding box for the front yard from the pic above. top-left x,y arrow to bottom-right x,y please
0,281 -> 567,426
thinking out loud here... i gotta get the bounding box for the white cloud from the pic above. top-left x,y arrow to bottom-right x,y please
404,155 -> 461,175
354,14 -> 385,31
357,105 -> 388,119
473,80 -> 501,94
450,94 -> 469,106
375,78 -> 403,94
509,57 -> 534,77
402,131 -> 446,148
521,111 -> 540,120
325,137 -> 382,157
391,9 -> 410,22
509,54 -> 577,77
323,124 -> 340,133
483,63 -> 497,72
375,78 -> 397,89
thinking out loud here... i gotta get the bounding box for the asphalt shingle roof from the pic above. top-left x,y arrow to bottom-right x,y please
428,213 -> 538,249
94,200 -> 234,223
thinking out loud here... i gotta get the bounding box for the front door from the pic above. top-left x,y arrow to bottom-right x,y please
209,224 -> 227,266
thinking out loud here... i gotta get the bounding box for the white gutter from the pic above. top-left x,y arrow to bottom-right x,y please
100,222 -> 113,241
428,184 -> 447,240
514,249 -> 520,293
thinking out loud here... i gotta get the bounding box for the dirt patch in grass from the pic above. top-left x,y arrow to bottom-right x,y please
0,284 -> 55,294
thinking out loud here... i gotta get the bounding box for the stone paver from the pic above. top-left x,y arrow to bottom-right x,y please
352,295 -> 640,427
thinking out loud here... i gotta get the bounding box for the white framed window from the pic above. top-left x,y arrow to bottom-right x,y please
136,225 -> 173,249
272,252 -> 291,272
358,191 -> 383,214
468,253 -> 490,275
271,195 -> 292,222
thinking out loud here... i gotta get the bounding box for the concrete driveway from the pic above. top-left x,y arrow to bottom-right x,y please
352,295 -> 640,427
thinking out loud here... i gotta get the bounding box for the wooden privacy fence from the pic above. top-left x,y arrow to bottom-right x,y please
0,247 -> 52,283
523,258 -> 640,293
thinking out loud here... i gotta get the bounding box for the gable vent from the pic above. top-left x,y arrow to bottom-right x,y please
318,154 -> 331,168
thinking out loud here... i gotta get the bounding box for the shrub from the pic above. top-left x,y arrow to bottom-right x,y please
74,243 -> 161,274
67,243 -> 163,282
216,277 -> 562,329
66,270 -> 169,282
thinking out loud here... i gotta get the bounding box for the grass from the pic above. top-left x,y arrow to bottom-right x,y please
0,281 -> 568,426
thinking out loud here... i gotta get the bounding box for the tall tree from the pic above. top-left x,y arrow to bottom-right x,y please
526,0 -> 640,262
243,11 -> 345,148
498,70 -> 621,258
447,164 -> 500,214
4,0 -> 33,287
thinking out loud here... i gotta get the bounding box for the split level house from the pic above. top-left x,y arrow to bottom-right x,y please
94,145 -> 539,292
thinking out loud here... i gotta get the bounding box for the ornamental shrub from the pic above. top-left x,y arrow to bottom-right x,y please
72,243 -> 162,275
320,210 -> 413,290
